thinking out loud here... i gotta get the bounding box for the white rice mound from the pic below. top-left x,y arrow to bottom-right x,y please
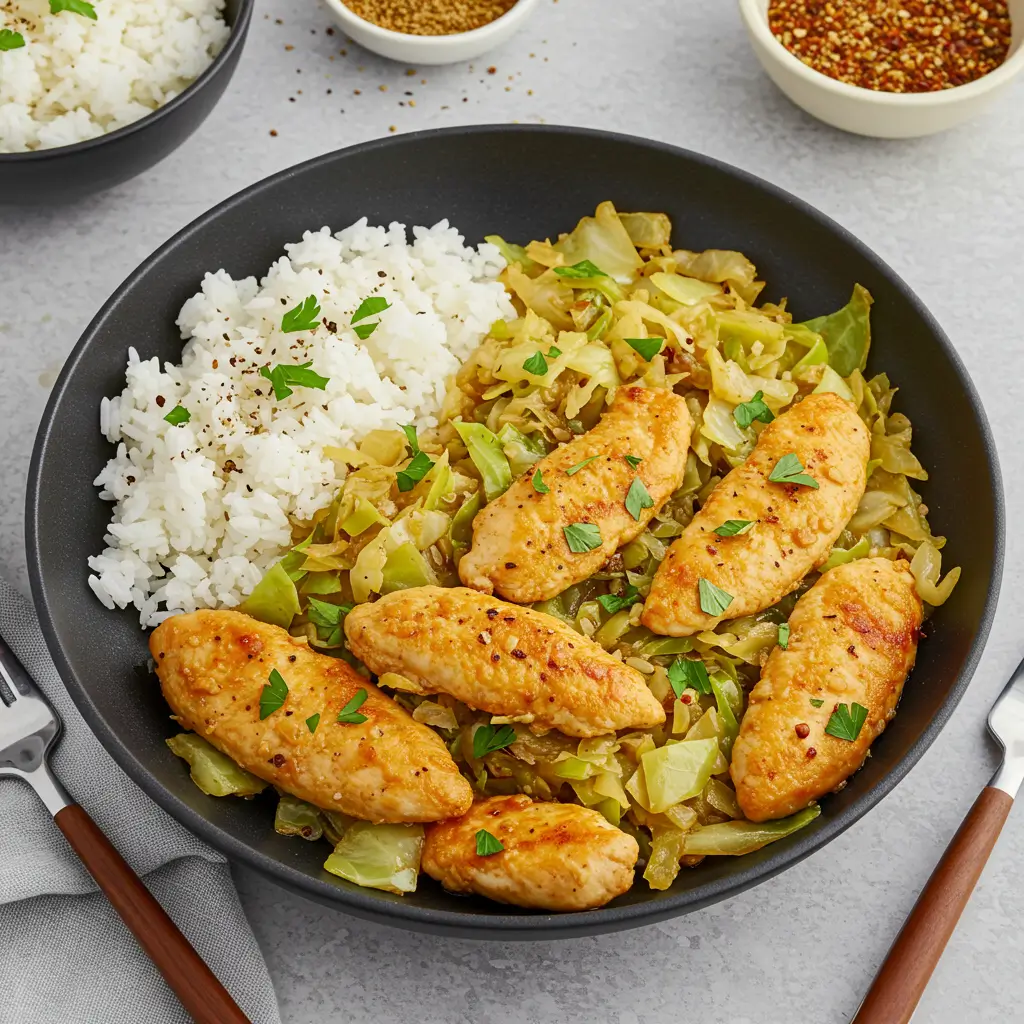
0,0 -> 229,153
88,219 -> 515,627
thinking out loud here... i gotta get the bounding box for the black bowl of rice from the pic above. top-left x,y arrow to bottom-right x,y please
0,0 -> 253,202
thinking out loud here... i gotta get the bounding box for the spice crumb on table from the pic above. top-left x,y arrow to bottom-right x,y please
767,0 -> 1013,92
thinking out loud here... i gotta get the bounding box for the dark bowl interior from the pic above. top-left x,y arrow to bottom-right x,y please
0,0 -> 253,204
27,126 -> 1003,939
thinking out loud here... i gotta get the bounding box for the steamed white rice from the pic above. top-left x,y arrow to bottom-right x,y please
88,219 -> 515,627
0,0 -> 229,153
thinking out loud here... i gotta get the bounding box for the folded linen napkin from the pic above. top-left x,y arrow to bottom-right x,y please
0,577 -> 281,1024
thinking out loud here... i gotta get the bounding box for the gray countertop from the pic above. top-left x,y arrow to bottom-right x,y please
3,1 -> 1023,1021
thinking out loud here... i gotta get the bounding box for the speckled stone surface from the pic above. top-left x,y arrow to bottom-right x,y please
2,1 -> 1023,1021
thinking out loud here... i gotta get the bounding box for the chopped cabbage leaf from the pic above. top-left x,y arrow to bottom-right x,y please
274,793 -> 324,841
166,734 -> 267,798
324,822 -> 424,894
238,561 -> 301,630
682,805 -> 821,856
910,540 -> 961,606
554,201 -> 644,283
485,235 -> 538,273
637,738 -> 719,813
650,272 -> 722,306
454,421 -> 513,501
799,284 -> 872,377
620,211 -> 672,249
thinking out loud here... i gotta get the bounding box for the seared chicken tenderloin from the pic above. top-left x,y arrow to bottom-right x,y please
150,609 -> 473,823
730,558 -> 922,822
344,586 -> 665,737
422,795 -> 638,910
642,392 -> 869,636
459,386 -> 692,603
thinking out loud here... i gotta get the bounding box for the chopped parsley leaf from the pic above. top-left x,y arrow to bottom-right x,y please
281,295 -> 321,334
624,477 -> 654,521
50,0 -> 97,18
698,578 -> 734,616
768,453 -> 819,489
307,597 -> 352,646
624,337 -> 663,361
475,829 -> 504,856
473,723 -> 516,759
824,702 -> 868,741
623,455 -> 643,469
547,346 -> 562,358
714,519 -> 754,537
351,296 -> 390,323
396,450 -> 434,492
163,405 -> 190,426
595,585 -> 640,615
259,669 -> 289,720
402,424 -> 420,453
810,698 -> 825,708
337,689 -> 369,725
566,456 -> 598,476
531,468 -> 550,494
0,29 -> 26,49
734,390 -> 775,430
522,351 -> 548,376
259,361 -> 330,401
668,657 -> 711,698
563,522 -> 602,553
305,713 -> 321,734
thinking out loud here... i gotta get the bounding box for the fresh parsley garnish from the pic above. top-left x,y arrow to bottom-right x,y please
824,702 -> 868,742
547,346 -> 562,358
566,456 -> 598,476
259,361 -> 330,401
351,296 -> 390,339
553,259 -> 607,279
305,713 -> 321,734
397,450 -> 435,492
596,585 -> 640,615
768,453 -> 819,489
259,669 -> 289,720
163,405 -> 190,426
563,522 -> 602,553
522,351 -> 548,376
734,390 -> 775,430
623,455 -> 643,469
624,337 -> 663,361
625,477 -> 654,521
531,468 -> 550,494
473,723 -> 517,759
475,829 -> 504,856
698,578 -> 734,616
281,295 -> 321,334
352,296 -> 390,322
778,623 -> 790,649
307,597 -> 352,645
810,698 -> 825,708
402,424 -> 420,453
337,689 -> 369,725
0,29 -> 25,49
714,519 -> 754,538
668,657 -> 711,698
50,0 -> 97,19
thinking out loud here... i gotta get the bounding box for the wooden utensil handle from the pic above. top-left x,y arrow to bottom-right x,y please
54,804 -> 251,1024
853,786 -> 1013,1024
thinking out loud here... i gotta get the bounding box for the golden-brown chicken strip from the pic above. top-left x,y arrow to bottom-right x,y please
150,610 -> 472,823
344,586 -> 665,737
422,795 -> 638,910
642,392 -> 869,636
730,557 -> 922,822
459,386 -> 692,603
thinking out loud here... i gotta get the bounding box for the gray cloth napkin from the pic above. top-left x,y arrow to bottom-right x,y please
0,578 -> 282,1024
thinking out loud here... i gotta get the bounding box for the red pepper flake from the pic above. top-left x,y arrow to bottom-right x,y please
768,0 -> 1012,93
806,747 -> 817,759
795,722 -> 810,739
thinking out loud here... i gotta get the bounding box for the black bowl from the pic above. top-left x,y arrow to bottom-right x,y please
0,0 -> 253,204
27,126 -> 1003,938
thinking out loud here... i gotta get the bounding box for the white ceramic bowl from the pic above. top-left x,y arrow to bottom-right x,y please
738,0 -> 1024,138
322,0 -> 540,65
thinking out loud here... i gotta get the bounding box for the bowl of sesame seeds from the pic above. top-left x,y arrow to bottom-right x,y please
739,0 -> 1024,137
322,0 -> 541,65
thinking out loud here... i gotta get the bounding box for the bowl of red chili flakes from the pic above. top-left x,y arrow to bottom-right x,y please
739,0 -> 1024,138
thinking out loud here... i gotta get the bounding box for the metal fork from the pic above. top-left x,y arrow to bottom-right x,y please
853,655 -> 1024,1023
0,632 -> 251,1024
